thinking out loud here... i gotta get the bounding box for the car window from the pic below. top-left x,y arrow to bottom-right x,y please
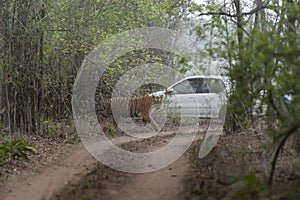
172,80 -> 195,94
206,79 -> 225,93
172,78 -> 210,94
190,78 -> 209,93
199,79 -> 209,93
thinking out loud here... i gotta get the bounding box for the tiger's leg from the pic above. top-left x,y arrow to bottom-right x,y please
150,116 -> 159,132
141,111 -> 159,132
146,95 -> 160,131
130,98 -> 137,117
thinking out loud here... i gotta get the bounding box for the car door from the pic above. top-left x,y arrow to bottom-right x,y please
198,78 -> 226,118
190,78 -> 211,117
166,79 -> 199,117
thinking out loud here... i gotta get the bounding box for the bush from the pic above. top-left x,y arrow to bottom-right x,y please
0,137 -> 37,163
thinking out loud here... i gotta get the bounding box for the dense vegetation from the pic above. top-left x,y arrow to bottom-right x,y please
192,0 -> 300,185
0,0 -> 192,133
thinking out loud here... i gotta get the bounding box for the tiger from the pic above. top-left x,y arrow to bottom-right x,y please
102,95 -> 163,131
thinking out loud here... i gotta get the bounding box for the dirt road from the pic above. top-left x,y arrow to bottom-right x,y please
3,122 -> 299,199
2,144 -> 97,200
1,130 -> 200,200
107,155 -> 189,200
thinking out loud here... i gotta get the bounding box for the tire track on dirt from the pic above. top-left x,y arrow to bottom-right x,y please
107,154 -> 190,200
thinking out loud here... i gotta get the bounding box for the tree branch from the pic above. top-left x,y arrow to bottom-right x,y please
268,122 -> 300,185
198,2 -> 270,18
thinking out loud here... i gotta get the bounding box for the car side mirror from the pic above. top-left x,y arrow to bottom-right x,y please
166,88 -> 174,95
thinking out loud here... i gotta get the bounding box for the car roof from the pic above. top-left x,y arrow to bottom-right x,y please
168,75 -> 229,89
182,75 -> 225,80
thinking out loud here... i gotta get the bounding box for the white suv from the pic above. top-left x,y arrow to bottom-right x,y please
152,75 -> 227,118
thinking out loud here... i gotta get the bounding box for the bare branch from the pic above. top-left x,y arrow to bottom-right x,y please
269,122 -> 300,185
198,1 -> 270,18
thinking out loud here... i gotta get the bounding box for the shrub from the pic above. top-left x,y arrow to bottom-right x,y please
0,137 -> 37,163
